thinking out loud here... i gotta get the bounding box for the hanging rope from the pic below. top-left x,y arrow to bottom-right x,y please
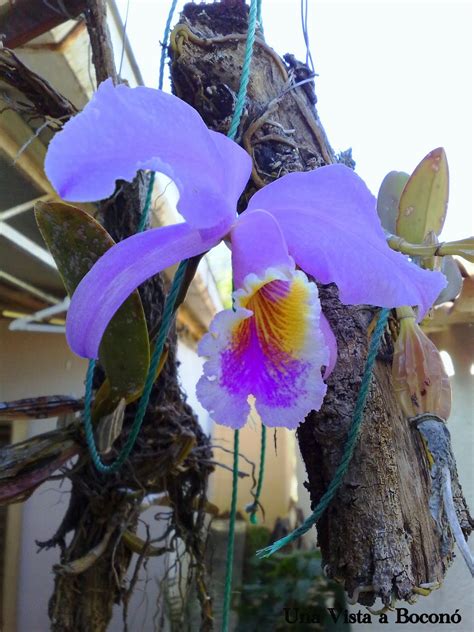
248,423 -> 267,524
158,0 -> 179,91
227,0 -> 258,140
256,0 -> 263,31
222,429 -> 240,632
222,1 -> 259,629
256,308 -> 390,558
83,0 -> 182,473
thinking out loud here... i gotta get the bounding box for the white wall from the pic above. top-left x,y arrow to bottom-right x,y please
0,320 -> 210,631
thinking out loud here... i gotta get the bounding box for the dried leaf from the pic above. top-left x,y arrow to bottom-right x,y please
392,308 -> 451,419
0,443 -> 78,505
96,398 -> 126,454
55,525 -> 115,574
140,492 -> 219,516
122,530 -> 169,557
35,201 -> 150,401
397,147 -> 449,243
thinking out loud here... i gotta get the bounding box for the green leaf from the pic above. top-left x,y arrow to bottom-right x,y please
35,201 -> 150,400
376,171 -> 410,234
396,147 -> 449,243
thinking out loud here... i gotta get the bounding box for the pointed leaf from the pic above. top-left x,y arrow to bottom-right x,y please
35,201 -> 150,400
397,147 -> 449,243
376,171 -> 410,233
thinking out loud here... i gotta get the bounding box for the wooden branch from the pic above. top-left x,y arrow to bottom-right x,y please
0,48 -> 77,122
0,395 -> 83,420
83,0 -> 117,85
0,0 -> 86,48
169,1 -> 472,608
0,427 -> 80,504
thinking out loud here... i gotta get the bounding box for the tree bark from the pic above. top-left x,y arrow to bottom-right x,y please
169,0 -> 472,607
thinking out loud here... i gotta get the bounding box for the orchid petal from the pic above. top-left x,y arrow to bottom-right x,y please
247,165 -> 446,318
320,313 -> 337,379
209,131 -> 252,205
197,266 -> 328,429
230,209 -> 294,287
45,80 -> 252,233
66,223 -> 220,359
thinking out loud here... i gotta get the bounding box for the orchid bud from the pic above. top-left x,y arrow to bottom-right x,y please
392,307 -> 451,419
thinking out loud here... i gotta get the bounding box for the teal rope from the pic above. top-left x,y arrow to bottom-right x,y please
138,0 -> 178,233
222,429 -> 240,632
227,0 -> 258,140
136,172 -> 156,233
83,0 -> 183,473
256,308 -> 390,558
221,3 -> 259,628
257,0 -> 263,30
248,423 -> 266,524
158,0 -> 179,91
83,261 -> 188,473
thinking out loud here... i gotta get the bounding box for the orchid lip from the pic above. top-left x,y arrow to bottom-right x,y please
196,264 -> 329,429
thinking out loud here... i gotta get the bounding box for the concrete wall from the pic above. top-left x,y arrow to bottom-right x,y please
210,423 -> 298,528
0,319 -> 211,631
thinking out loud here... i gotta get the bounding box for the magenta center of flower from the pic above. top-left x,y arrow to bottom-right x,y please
220,276 -> 312,407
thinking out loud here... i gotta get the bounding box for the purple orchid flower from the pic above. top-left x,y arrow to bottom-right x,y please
45,80 -> 445,430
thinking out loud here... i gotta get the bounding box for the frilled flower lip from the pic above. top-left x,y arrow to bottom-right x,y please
196,265 -> 329,429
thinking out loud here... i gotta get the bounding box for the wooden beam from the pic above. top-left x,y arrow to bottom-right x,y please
0,0 -> 87,49
0,109 -> 53,193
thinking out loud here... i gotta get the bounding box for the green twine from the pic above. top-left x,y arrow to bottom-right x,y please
222,429 -> 240,632
248,423 -> 267,524
222,1 -> 260,628
227,0 -> 258,141
83,0 -> 183,473
256,308 -> 390,558
257,0 -> 263,31
83,261 -> 188,473
136,171 -> 156,233
158,0 -> 179,91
